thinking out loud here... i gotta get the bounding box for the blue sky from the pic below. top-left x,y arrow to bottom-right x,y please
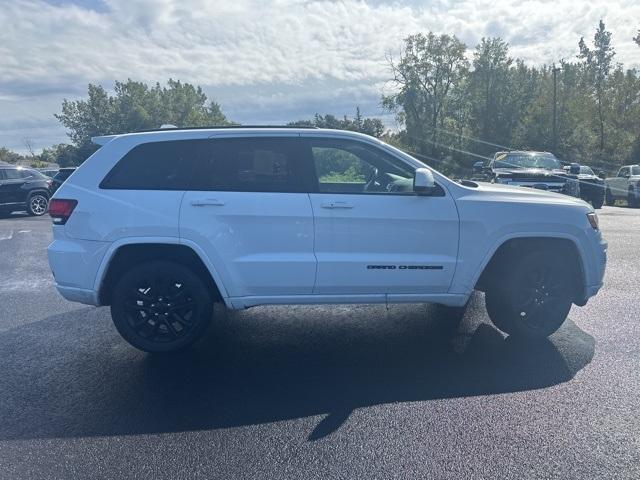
1,0 -> 639,152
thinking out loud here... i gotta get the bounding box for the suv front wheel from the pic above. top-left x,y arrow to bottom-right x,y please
111,261 -> 213,353
484,250 -> 573,339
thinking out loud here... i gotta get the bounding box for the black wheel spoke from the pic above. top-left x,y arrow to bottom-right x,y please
169,300 -> 195,312
124,301 -> 152,313
172,312 -> 192,326
163,317 -> 180,338
149,320 -> 161,339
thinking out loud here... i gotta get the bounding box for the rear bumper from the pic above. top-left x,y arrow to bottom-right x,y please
47,233 -> 110,305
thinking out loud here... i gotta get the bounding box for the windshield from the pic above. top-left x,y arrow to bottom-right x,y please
493,153 -> 561,170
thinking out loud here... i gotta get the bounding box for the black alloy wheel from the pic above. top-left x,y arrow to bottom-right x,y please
485,250 -> 573,339
111,261 -> 213,353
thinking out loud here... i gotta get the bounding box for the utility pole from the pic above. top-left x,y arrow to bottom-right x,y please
552,65 -> 560,153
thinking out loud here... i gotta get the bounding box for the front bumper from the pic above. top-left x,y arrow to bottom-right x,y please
55,285 -> 100,306
577,233 -> 607,305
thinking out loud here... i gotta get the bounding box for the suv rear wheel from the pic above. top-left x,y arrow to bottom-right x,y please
111,261 -> 213,353
27,193 -> 49,216
485,250 -> 573,339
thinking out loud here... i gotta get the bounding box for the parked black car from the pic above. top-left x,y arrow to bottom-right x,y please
50,167 -> 76,194
567,165 -> 605,209
473,151 -> 581,198
0,166 -> 52,216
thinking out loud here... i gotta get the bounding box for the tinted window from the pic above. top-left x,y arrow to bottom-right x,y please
101,140 -> 205,190
632,166 -> 640,175
619,167 -> 629,177
309,138 -> 414,194
3,169 -> 23,180
54,170 -> 74,182
191,137 -> 312,192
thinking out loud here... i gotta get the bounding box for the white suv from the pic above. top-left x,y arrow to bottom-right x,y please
47,127 -> 607,352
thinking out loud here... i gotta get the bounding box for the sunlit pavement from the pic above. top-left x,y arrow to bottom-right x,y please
0,207 -> 638,479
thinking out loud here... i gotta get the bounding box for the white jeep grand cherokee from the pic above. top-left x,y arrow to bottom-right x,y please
47,127 -> 607,353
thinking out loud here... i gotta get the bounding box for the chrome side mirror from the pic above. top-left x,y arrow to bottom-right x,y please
414,168 -> 436,195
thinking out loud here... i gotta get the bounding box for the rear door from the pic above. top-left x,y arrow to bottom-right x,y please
305,137 -> 459,296
180,136 -> 317,297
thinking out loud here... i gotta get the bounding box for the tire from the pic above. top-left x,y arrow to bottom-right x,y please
604,188 -> 615,206
485,250 -> 573,339
111,260 -> 213,353
26,193 -> 49,216
628,187 -> 639,208
591,195 -> 604,209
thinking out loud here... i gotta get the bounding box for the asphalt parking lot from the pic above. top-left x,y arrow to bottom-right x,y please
0,207 -> 638,479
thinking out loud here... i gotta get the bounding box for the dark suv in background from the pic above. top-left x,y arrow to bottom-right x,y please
0,166 -> 52,216
473,151 -> 581,198
50,167 -> 76,194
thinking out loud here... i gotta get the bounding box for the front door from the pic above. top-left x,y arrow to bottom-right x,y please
305,137 -> 459,295
180,136 -> 317,298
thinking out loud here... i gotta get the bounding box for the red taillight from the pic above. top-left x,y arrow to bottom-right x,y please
48,199 -> 77,225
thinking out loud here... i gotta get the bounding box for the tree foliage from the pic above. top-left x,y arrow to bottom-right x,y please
52,79 -> 232,165
385,21 -> 640,176
288,107 -> 385,138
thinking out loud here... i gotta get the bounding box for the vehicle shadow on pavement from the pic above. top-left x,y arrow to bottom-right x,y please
0,293 -> 594,442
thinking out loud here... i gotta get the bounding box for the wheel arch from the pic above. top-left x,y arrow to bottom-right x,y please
474,235 -> 587,305
96,240 -> 229,307
27,188 -> 51,199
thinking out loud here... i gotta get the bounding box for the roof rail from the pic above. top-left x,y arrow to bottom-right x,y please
132,125 -> 319,133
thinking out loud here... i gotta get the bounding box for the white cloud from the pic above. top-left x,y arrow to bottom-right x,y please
0,0 -> 639,151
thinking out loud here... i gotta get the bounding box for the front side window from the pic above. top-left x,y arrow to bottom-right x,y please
191,137 -> 312,192
619,167 -> 630,178
309,139 -> 414,194
101,140 -> 206,190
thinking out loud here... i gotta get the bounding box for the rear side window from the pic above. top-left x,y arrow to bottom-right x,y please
190,137 -> 313,192
101,140 -> 206,190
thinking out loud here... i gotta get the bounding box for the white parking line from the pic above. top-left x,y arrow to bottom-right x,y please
0,230 -> 14,241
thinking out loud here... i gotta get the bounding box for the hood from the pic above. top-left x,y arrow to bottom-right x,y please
472,181 -> 592,209
493,167 -> 568,178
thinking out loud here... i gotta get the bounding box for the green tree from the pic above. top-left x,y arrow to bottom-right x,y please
0,147 -> 23,164
467,38 -> 513,153
383,32 -> 468,156
578,20 -> 615,154
288,108 -> 385,138
55,79 -> 232,165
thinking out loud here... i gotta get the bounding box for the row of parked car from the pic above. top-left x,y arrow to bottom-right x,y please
0,165 -> 75,216
472,151 -> 640,209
